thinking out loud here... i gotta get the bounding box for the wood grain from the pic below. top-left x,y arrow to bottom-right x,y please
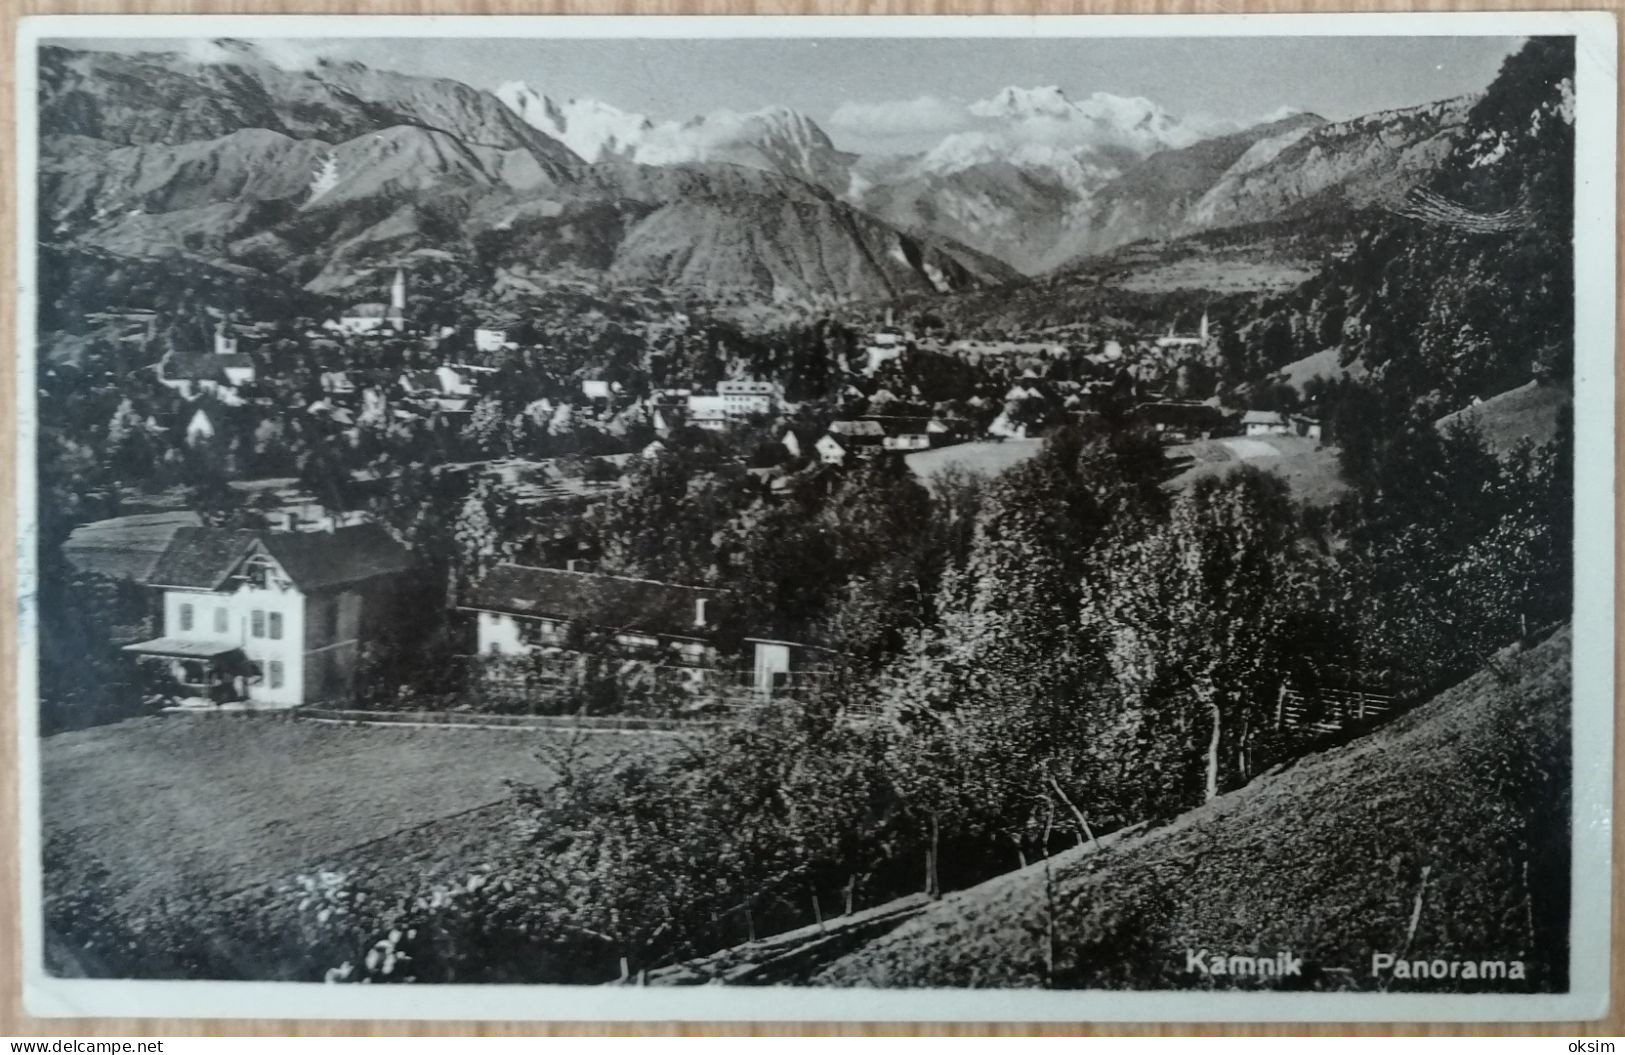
1,0 -> 1619,1036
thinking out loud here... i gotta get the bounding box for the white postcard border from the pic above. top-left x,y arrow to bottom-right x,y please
13,9 -> 1616,1023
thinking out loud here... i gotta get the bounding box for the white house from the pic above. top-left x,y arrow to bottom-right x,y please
184,408 -> 216,446
686,395 -> 730,431
880,419 -> 932,451
819,420 -> 886,464
717,379 -> 782,418
474,327 -> 509,353
436,365 -> 476,398
1243,410 -> 1292,437
124,522 -> 415,708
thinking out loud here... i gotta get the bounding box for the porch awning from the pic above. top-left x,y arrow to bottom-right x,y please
122,637 -> 243,660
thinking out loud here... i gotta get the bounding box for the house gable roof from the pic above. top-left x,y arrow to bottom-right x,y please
1242,410 -> 1288,426
148,523 -> 414,593
463,564 -> 725,641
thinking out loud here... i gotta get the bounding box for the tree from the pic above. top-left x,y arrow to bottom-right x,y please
452,478 -> 528,586
461,398 -> 509,458
588,435 -> 752,582
104,398 -> 152,481
1083,467 -> 1308,806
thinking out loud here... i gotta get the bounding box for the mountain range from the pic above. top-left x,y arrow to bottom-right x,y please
36,39 -> 1491,308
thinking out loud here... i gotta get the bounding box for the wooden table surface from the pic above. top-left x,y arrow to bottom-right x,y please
1,0 -> 1620,1036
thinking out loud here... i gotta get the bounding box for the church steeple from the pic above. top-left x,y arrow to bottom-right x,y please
389,269 -> 406,330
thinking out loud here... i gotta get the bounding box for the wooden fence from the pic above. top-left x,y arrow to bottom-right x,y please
296,707 -> 724,734
1275,684 -> 1396,735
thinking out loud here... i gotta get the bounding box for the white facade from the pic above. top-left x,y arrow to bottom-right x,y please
436,365 -> 474,397
816,434 -> 848,465
333,312 -> 388,336
148,548 -> 367,707
687,395 -> 730,431
475,327 -> 508,352
184,409 -> 215,446
474,609 -> 709,668
716,380 -> 781,418
751,640 -> 792,695
158,568 -> 308,708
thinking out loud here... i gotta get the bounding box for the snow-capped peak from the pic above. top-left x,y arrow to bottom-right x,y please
969,85 -> 1076,120
964,86 -> 1199,154
496,81 -> 653,162
496,85 -> 845,188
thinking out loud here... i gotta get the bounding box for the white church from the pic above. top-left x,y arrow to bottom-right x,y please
331,269 -> 408,336
1155,311 -> 1211,350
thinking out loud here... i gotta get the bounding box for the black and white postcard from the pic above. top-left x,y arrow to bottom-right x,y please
14,12 -> 1615,1022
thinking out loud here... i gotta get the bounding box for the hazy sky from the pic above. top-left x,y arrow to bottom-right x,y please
71,35 -> 1523,155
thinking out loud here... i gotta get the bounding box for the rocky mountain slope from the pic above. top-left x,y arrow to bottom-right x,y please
36,42 -> 1011,308
843,92 -> 1469,275
1179,96 -> 1473,237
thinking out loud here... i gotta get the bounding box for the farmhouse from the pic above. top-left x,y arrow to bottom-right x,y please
123,522 -> 415,708
462,564 -> 823,698
463,564 -> 723,671
1242,410 -> 1292,437
1135,400 -> 1225,441
879,418 -> 934,452
818,420 -> 886,465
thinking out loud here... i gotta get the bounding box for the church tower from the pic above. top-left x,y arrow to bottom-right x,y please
388,269 -> 406,330
1199,311 -> 1210,343
214,320 -> 238,357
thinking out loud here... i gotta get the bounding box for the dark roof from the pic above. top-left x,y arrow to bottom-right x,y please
828,420 -> 885,439
147,522 -> 414,593
463,564 -> 724,641
878,417 -> 930,437
63,511 -> 202,582
161,352 -> 228,383
1136,400 -> 1224,426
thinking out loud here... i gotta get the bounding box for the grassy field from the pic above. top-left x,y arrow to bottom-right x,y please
815,627 -> 1572,991
906,440 -> 1044,484
1274,347 -> 1367,391
1437,381 -> 1570,455
40,715 -> 647,911
1165,434 -> 1349,507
